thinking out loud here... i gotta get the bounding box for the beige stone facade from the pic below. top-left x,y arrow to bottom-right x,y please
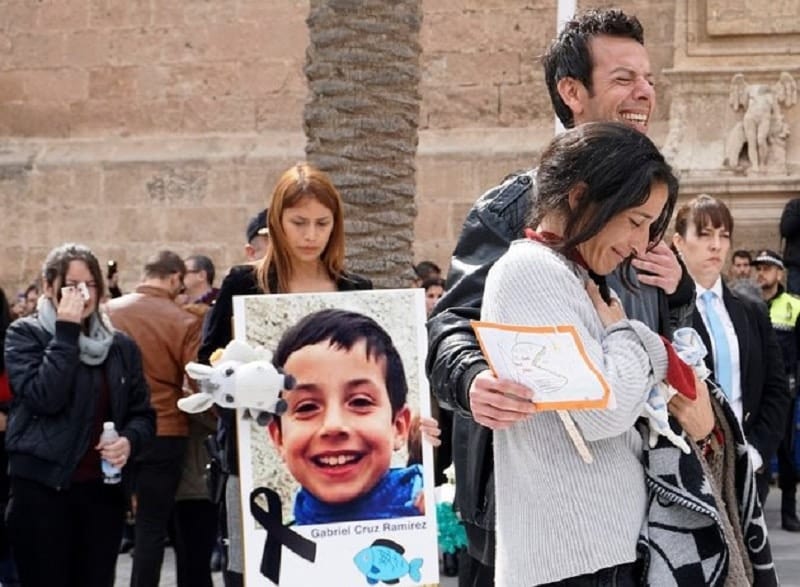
1,0 -> 797,293
663,0 -> 800,252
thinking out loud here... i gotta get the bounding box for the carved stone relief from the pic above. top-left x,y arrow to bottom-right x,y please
706,0 -> 800,36
723,72 -> 797,174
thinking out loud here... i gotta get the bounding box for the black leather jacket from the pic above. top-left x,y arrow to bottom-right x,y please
4,318 -> 155,490
426,170 -> 696,565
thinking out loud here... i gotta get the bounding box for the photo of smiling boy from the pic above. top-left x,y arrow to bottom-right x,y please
267,308 -> 424,525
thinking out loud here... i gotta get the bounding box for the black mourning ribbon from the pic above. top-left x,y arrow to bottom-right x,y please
249,487 -> 317,584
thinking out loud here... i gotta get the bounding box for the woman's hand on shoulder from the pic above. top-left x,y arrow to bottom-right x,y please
585,281 -> 625,327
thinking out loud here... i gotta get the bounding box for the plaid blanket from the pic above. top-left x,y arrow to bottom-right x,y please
638,385 -> 777,586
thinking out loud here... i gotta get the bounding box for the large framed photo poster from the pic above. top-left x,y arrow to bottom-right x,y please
232,289 -> 439,586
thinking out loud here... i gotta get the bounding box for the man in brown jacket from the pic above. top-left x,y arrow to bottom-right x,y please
107,250 -> 202,587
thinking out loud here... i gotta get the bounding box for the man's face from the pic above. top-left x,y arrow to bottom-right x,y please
755,263 -> 781,291
731,256 -> 752,279
569,35 -> 655,134
11,297 -> 26,318
245,235 -> 269,261
166,272 -> 185,299
268,339 -> 410,507
182,260 -> 206,298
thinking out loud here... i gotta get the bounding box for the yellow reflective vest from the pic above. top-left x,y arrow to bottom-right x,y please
768,292 -> 800,332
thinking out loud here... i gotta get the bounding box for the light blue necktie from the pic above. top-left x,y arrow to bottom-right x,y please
701,290 -> 733,400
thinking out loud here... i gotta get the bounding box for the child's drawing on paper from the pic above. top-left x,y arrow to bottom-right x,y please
472,322 -> 611,410
506,335 -> 568,396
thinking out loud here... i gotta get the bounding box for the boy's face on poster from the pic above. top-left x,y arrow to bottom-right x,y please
268,339 -> 411,505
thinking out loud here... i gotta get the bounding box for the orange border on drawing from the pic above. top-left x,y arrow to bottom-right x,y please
471,320 -> 611,411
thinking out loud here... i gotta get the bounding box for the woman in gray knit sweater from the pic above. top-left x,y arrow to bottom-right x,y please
483,122 -> 682,586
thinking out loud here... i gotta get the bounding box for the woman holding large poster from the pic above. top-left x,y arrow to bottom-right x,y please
199,163 -> 372,584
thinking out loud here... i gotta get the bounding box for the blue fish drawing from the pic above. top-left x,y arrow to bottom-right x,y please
353,539 -> 423,585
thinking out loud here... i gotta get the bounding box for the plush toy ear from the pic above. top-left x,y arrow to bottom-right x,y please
222,340 -> 258,363
185,362 -> 213,381
252,345 -> 273,362
177,393 -> 214,413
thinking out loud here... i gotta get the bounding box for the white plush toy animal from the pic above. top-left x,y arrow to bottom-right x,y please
179,339 -> 295,426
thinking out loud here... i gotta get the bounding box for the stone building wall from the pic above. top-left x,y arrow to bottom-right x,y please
8,0 -> 767,295
0,0 -> 310,137
0,0 -> 310,292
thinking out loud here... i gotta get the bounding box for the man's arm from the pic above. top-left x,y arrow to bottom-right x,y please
426,172 -> 536,424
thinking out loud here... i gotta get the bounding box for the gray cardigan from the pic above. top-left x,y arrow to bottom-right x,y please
483,239 -> 668,586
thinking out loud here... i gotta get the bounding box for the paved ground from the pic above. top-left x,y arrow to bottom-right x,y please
764,488 -> 800,586
115,489 -> 799,586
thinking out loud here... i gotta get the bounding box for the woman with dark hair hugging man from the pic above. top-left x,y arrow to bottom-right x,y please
484,122 -> 776,586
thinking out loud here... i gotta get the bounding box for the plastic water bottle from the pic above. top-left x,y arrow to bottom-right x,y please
100,421 -> 122,485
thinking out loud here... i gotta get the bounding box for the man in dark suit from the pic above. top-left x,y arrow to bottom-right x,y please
672,194 -> 790,504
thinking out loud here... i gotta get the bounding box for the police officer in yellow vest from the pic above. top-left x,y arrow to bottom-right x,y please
755,248 -> 800,531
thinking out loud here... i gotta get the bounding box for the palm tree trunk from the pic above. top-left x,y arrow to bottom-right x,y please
304,0 -> 422,287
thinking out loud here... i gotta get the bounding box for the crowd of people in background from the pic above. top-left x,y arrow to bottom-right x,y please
0,228 -> 453,587
2,7 -> 800,587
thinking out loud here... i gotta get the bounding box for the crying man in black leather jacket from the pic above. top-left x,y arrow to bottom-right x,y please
425,9 -> 697,586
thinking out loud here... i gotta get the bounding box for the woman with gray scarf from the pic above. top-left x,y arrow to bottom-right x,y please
4,243 -> 155,587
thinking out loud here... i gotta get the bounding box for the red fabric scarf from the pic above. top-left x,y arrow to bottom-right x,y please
0,371 -> 10,404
